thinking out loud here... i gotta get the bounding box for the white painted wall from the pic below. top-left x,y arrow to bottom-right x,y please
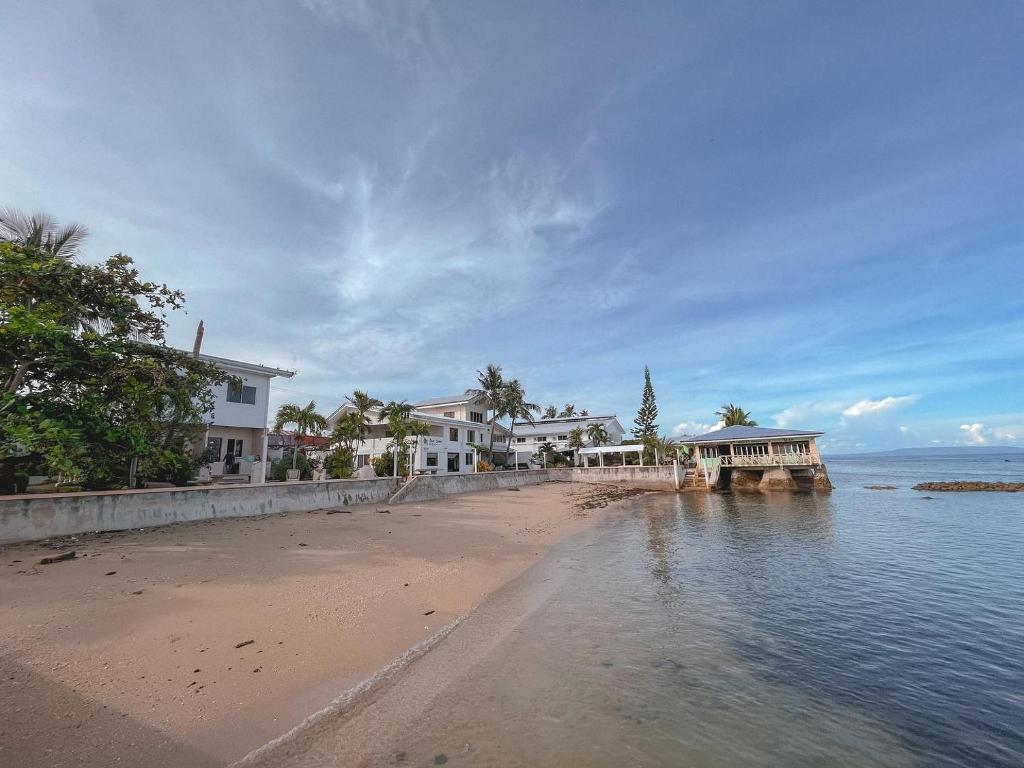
206,368 -> 272,429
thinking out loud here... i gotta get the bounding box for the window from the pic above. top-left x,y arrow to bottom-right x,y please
469,411 -> 484,423
558,434 -> 569,441
776,441 -> 810,455
467,430 -> 475,443
449,427 -> 459,442
225,438 -> 243,457
226,382 -> 257,404
735,443 -> 769,457
516,437 -> 526,443
443,411 -> 455,418
535,436 -> 545,442
447,452 -> 459,472
495,434 -> 506,443
426,452 -> 438,467
465,452 -> 473,465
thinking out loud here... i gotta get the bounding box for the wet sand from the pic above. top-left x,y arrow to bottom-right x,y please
0,481 -> 640,767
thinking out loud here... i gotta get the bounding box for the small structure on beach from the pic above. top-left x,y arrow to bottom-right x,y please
681,426 -> 832,491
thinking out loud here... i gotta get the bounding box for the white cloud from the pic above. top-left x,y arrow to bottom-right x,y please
774,400 -> 844,428
672,420 -> 723,437
842,394 -> 920,418
960,423 -> 987,445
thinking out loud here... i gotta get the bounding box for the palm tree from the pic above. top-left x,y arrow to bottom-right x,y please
579,409 -> 589,417
0,207 -> 88,258
568,427 -> 585,466
558,404 -> 576,418
716,403 -> 758,427
330,411 -> 364,453
504,379 -> 540,454
274,401 -> 328,469
345,389 -> 382,458
379,400 -> 429,477
542,405 -> 558,420
586,423 -> 610,446
476,363 -> 506,460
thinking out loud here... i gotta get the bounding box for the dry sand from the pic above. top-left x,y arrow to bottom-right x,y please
0,481 -> 643,767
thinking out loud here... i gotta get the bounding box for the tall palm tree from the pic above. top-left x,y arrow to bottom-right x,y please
274,401 -> 328,469
558,404 -> 576,418
504,379 -> 540,454
345,389 -> 383,458
0,207 -> 88,258
379,400 -> 429,477
476,363 -> 505,460
579,409 -> 589,417
542,405 -> 558,420
586,423 -> 610,446
716,403 -> 758,427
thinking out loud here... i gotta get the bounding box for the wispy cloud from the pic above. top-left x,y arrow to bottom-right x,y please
842,395 -> 921,418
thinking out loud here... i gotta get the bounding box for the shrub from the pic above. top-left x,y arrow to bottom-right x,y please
324,448 -> 354,479
271,452 -> 313,481
476,459 -> 493,472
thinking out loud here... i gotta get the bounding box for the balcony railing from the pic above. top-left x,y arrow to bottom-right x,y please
718,453 -> 814,468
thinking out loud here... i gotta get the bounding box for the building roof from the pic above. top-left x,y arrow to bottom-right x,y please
195,352 -> 295,379
682,425 -> 823,444
412,389 -> 484,408
327,403 -> 509,433
513,415 -> 622,438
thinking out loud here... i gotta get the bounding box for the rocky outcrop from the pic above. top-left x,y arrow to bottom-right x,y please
730,469 -> 763,492
759,467 -> 797,491
912,481 -> 1023,492
813,465 -> 833,491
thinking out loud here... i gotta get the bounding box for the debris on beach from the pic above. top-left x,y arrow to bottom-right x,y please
423,610 -> 435,616
39,550 -> 76,565
234,639 -> 255,648
325,509 -> 351,514
377,509 -> 391,514
105,570 -> 117,575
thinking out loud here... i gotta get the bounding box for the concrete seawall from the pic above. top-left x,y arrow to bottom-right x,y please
0,478 -> 400,543
0,466 -> 682,544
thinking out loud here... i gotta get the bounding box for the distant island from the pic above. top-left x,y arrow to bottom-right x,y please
827,446 -> 1024,459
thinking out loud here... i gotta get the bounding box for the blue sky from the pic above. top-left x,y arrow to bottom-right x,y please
3,1 -> 1022,451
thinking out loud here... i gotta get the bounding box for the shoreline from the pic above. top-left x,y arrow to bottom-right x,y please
0,481 -> 647,767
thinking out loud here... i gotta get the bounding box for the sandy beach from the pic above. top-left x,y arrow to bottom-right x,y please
0,481 -> 643,767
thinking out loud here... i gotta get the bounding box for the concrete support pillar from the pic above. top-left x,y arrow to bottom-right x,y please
673,459 -> 681,490
256,430 -> 268,484
759,467 -> 797,491
813,464 -> 833,491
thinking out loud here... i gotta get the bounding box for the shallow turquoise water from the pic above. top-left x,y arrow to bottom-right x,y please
383,455 -> 1024,767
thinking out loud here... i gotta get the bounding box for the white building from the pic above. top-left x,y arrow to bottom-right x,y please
326,392 -> 510,475
509,415 -> 625,465
196,353 -> 294,483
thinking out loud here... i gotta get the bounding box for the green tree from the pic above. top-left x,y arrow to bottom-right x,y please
558,403 -> 576,418
542,404 -> 557,420
586,422 -> 610,446
378,400 -> 430,477
568,427 -> 585,450
633,365 -> 660,462
274,401 -> 328,470
476,363 -> 506,460
345,389 -> 382,455
716,403 -> 758,427
504,379 -> 540,450
1,240 -> 225,489
579,409 -> 589,417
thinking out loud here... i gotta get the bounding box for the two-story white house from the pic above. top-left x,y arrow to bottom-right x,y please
326,389 -> 511,474
510,415 -> 625,465
196,352 -> 294,483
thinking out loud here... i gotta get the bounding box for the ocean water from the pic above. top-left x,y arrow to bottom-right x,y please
266,455 -> 1024,767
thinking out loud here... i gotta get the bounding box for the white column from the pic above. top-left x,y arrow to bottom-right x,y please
640,448 -> 644,467
599,451 -> 604,468
673,459 -> 681,490
258,431 -> 269,483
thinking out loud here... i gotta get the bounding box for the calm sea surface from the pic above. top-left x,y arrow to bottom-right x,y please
380,454 -> 1024,767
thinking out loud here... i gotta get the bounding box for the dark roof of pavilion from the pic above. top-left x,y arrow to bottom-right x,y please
682,425 -> 824,444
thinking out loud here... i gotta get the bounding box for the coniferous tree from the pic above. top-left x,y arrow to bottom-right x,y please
632,365 -> 659,441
